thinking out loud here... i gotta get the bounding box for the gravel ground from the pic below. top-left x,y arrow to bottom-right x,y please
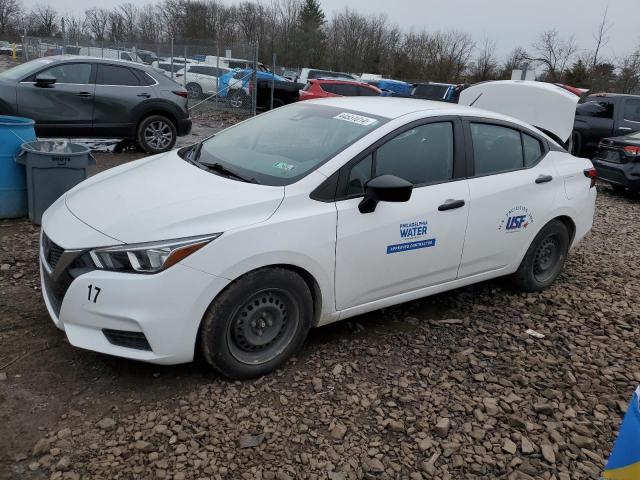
1,168 -> 639,479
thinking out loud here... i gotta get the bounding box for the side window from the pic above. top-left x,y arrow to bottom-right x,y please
522,133 -> 543,167
576,100 -> 614,119
38,63 -> 91,84
346,154 -> 373,196
376,122 -> 454,185
132,69 -> 156,86
623,99 -> 640,122
97,65 -> 140,86
470,123 -> 523,175
120,52 -> 132,61
334,84 -> 358,96
358,86 -> 378,96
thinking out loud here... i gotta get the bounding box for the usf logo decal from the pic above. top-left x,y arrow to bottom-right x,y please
499,206 -> 534,233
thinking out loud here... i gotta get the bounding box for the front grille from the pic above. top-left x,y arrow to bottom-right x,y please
42,234 -> 65,270
102,329 -> 152,351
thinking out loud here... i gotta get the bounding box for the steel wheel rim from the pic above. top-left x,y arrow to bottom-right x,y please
533,234 -> 561,283
144,121 -> 173,149
229,92 -> 245,108
227,289 -> 299,365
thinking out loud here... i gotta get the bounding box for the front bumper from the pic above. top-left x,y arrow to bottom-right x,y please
592,159 -> 640,191
177,117 -> 192,136
40,234 -> 229,365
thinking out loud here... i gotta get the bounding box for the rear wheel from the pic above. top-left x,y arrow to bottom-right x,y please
513,220 -> 570,292
137,115 -> 176,154
186,82 -> 203,99
199,268 -> 313,379
229,90 -> 248,109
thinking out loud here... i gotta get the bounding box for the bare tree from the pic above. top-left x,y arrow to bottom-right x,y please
617,44 -> 640,94
468,37 -> 499,82
118,3 -> 139,43
590,6 -> 611,69
30,3 -> 57,37
528,29 -> 577,82
84,7 -> 109,42
0,0 -> 21,37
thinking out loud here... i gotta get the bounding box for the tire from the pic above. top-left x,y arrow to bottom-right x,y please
137,115 -> 177,154
186,82 -> 203,99
199,268 -> 313,379
512,220 -> 570,292
229,90 -> 248,109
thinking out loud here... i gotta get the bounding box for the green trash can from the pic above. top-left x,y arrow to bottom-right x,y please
16,141 -> 96,225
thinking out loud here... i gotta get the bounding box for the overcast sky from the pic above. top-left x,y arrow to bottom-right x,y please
24,0 -> 639,59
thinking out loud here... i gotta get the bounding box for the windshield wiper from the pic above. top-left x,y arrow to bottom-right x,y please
205,162 -> 258,183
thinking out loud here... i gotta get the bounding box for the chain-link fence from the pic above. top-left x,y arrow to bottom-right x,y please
21,36 -> 261,117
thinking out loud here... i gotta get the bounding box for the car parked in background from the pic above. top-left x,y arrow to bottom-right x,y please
299,79 -> 381,101
571,93 -> 640,158
296,68 -> 356,84
175,64 -> 230,99
137,50 -> 160,65
592,131 -> 640,192
0,56 -> 191,154
0,40 -> 16,55
401,82 -> 466,102
367,79 -> 412,96
78,47 -> 145,63
224,68 -> 290,109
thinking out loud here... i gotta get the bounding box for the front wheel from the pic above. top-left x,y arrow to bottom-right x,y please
199,268 -> 313,379
229,90 -> 248,109
137,115 -> 177,154
186,82 -> 203,99
512,220 -> 570,292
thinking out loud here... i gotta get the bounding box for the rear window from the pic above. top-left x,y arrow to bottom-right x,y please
97,64 -> 139,86
577,100 -> 614,119
414,84 -> 449,98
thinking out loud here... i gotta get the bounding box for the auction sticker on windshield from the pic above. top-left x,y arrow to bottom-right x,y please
333,112 -> 378,126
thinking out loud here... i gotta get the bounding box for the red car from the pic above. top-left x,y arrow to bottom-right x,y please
299,79 -> 382,100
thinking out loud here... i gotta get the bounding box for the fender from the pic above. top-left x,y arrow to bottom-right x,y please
131,98 -> 187,126
0,96 -> 16,115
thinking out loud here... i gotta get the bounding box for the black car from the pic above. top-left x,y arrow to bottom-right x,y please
0,55 -> 192,153
571,93 -> 640,158
592,131 -> 640,192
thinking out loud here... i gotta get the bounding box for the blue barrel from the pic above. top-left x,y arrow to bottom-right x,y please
0,116 -> 36,218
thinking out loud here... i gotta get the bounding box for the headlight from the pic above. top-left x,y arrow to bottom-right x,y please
89,234 -> 221,274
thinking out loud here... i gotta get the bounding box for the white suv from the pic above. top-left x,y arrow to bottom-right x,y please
175,64 -> 230,99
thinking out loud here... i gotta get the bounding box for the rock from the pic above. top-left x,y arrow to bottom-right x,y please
332,364 -> 343,376
134,440 -> 154,452
387,420 -> 404,432
28,461 -> 39,471
311,377 -> 323,392
56,456 -> 71,471
0,372 -> 6,381
330,424 -> 347,440
521,436 -> 535,454
363,457 -> 385,473
33,438 -> 50,456
328,472 -> 346,480
571,434 -> 595,449
533,403 -> 554,415
97,417 -> 116,431
238,433 -> 265,449
502,438 -> 517,455
434,417 -> 450,438
541,444 -> 556,464
57,428 -> 71,439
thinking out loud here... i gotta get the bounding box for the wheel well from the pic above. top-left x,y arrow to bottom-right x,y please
553,215 -> 576,245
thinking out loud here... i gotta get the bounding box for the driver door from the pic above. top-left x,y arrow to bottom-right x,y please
16,61 -> 95,137
334,118 -> 470,311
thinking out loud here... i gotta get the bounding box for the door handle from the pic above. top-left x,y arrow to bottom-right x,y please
618,127 -> 632,131
76,92 -> 92,98
535,174 -> 553,184
137,93 -> 151,98
438,199 -> 465,211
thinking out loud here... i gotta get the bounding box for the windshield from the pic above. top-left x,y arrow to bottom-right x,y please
196,103 -> 388,186
0,58 -> 53,81
414,84 -> 450,98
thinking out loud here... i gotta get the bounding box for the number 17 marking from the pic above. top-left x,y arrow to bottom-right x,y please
87,284 -> 101,303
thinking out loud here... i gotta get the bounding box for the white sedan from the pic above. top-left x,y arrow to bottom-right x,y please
40,90 -> 596,379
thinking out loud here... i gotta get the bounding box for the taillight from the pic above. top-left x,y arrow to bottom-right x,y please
623,145 -> 640,157
584,167 -> 597,188
172,90 -> 188,98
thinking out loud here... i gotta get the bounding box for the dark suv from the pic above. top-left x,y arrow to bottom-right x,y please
0,56 -> 192,153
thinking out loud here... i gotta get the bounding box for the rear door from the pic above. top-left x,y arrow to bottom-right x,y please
459,119 -> 560,277
16,61 -> 95,136
617,97 -> 640,136
93,63 -> 155,138
334,118 -> 470,310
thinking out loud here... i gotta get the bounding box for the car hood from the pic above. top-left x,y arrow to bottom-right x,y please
65,152 -> 285,244
459,80 -> 579,143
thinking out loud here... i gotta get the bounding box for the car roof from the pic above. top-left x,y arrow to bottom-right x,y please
306,96 -> 544,127
41,55 -> 149,68
312,78 -> 371,85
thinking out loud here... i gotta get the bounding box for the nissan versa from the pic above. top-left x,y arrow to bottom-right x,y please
40,89 -> 597,379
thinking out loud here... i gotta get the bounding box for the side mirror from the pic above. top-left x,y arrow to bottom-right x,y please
358,175 -> 413,214
35,74 -> 56,87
